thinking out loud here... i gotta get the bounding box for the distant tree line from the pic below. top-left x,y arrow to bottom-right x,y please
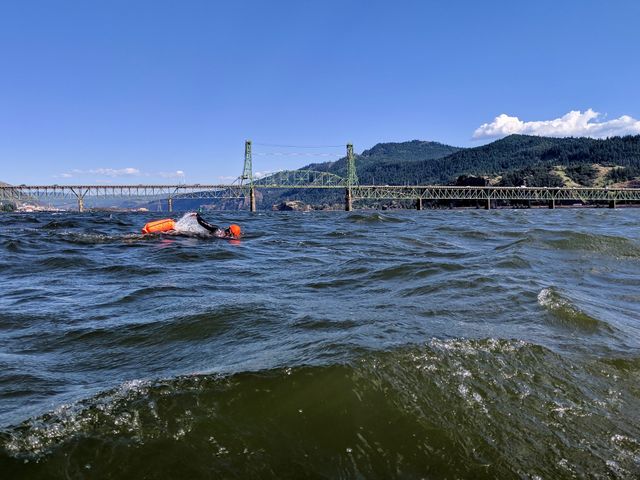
606,166 -> 640,183
498,167 -> 564,187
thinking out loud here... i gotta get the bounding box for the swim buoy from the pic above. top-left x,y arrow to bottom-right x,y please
142,218 -> 175,234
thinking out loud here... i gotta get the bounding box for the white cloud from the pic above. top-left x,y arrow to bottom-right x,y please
473,109 -> 640,140
55,167 -> 188,180
57,167 -> 141,178
89,167 -> 140,176
158,170 -> 185,179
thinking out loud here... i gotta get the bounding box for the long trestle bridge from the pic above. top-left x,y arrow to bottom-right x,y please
2,141 -> 640,211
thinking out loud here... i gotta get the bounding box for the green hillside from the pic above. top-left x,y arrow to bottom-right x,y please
358,135 -> 640,186
420,134 -> 640,186
297,134 -> 640,187
303,140 -> 463,179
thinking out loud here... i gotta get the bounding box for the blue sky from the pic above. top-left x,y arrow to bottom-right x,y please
1,0 -> 639,184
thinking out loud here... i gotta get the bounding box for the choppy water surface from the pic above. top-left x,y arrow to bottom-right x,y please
1,210 -> 640,479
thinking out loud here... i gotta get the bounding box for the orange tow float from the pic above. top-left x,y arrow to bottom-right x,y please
141,218 -> 176,234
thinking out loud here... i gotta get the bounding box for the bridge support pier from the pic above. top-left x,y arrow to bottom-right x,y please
485,198 -> 491,210
250,187 -> 256,212
549,199 -> 555,209
168,197 -> 173,212
416,198 -> 422,210
609,200 -> 616,209
70,188 -> 87,212
345,188 -> 353,212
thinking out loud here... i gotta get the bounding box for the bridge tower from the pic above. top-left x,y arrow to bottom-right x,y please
240,140 -> 256,212
346,143 -> 358,187
345,143 -> 357,211
241,140 -> 253,186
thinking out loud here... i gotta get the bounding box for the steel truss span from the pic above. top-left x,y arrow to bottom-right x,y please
253,170 -> 346,188
0,185 -> 247,201
351,186 -> 640,202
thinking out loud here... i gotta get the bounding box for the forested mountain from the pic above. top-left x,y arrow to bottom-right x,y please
297,134 -> 640,188
303,140 -> 463,179
420,134 -> 640,186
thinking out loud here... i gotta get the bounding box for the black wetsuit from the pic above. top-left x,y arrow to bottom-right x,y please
196,213 -> 228,238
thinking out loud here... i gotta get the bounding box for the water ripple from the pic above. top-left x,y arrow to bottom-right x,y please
1,210 -> 640,477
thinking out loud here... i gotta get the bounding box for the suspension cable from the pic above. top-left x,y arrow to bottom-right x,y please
252,142 -> 345,149
252,152 -> 342,157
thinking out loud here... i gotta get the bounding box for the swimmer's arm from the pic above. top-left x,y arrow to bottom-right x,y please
195,213 -> 219,233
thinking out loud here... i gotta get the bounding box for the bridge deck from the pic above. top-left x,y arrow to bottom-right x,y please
2,184 -> 640,201
2,185 -> 640,212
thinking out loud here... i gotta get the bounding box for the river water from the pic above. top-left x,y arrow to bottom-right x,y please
1,209 -> 639,478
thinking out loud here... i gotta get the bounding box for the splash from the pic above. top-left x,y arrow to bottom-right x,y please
172,213 -> 209,236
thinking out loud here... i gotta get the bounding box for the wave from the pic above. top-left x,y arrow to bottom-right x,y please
54,309 -> 238,350
90,264 -> 165,276
36,255 -> 94,269
40,219 -> 80,230
94,285 -> 196,307
537,287 -> 613,333
0,239 -> 26,253
540,231 -> 640,259
346,212 -> 407,224
55,231 -> 144,245
2,339 -> 639,479
369,261 -> 465,281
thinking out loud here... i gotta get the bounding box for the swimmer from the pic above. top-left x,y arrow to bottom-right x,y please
194,212 -> 241,238
142,212 -> 241,238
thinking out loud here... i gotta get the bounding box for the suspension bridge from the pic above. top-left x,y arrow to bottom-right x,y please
2,141 -> 640,211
